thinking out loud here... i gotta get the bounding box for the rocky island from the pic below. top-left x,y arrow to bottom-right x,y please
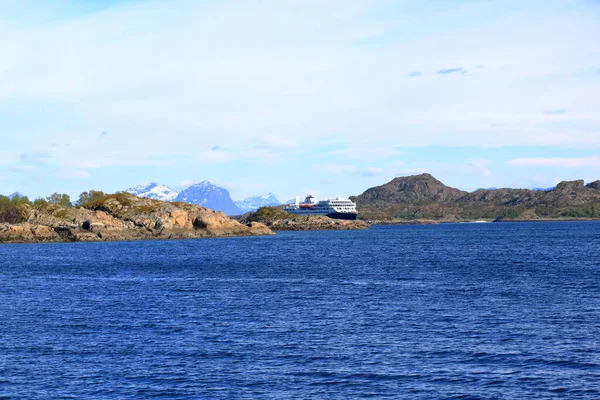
352,173 -> 600,222
240,207 -> 369,231
0,193 -> 273,243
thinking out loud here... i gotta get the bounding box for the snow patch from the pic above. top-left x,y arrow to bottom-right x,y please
125,182 -> 179,202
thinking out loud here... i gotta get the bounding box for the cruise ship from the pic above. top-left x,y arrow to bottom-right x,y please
284,195 -> 358,220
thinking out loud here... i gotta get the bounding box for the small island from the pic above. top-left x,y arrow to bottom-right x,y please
239,207 -> 369,231
0,192 -> 273,243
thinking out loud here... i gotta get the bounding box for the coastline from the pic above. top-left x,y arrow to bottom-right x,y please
365,217 -> 600,225
0,193 -> 274,244
247,216 -> 369,231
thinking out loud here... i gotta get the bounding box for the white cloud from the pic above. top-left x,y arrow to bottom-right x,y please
506,156 -> 600,169
196,149 -> 238,164
468,159 -> 493,177
1,0 -> 600,200
58,168 -> 90,179
254,136 -> 299,150
320,147 -> 400,160
316,163 -> 392,177
0,0 -> 598,160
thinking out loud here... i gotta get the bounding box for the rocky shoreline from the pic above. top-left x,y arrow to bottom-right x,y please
267,218 -> 369,231
365,219 -> 440,225
241,211 -> 369,231
366,217 -> 600,225
0,193 -> 274,244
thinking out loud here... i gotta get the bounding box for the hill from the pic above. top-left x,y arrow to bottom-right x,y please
0,193 -> 273,243
351,174 -> 600,221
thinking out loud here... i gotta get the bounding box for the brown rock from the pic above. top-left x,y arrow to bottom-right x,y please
32,225 -> 58,240
245,214 -> 369,231
170,210 -> 189,227
69,230 -> 102,242
1,192 -> 275,244
245,221 -> 275,235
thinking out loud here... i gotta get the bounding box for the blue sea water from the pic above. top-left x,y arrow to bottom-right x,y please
0,222 -> 599,399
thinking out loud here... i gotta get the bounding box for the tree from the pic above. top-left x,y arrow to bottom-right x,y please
47,193 -> 72,207
0,195 -> 10,212
10,195 -> 30,206
33,198 -> 48,206
76,190 -> 106,206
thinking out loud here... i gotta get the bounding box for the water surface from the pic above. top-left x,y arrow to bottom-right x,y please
1,222 -> 599,398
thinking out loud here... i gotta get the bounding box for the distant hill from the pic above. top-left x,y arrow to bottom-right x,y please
351,173 -> 600,221
234,193 -> 280,213
175,181 -> 242,215
123,181 -> 243,215
125,183 -> 178,202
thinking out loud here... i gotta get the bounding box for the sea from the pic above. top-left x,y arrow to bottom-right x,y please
1,222 -> 599,399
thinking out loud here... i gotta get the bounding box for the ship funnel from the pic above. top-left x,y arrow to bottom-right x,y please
295,196 -> 299,205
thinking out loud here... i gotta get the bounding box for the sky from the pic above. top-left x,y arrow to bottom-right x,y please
1,0 -> 599,202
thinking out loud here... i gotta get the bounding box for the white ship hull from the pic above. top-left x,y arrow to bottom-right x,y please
284,195 -> 358,220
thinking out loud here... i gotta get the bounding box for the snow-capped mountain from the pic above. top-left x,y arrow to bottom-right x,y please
175,181 -> 242,215
234,193 -> 281,213
125,183 -> 179,202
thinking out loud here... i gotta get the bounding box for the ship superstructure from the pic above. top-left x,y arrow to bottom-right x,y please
284,195 -> 358,220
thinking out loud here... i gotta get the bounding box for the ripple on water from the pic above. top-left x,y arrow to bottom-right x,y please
0,222 -> 599,399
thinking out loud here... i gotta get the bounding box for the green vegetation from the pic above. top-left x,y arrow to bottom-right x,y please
0,194 -> 31,213
244,207 -> 290,222
559,205 -> 599,218
52,209 -> 70,219
80,192 -> 133,209
1,190 -> 106,223
0,197 -> 28,223
76,190 -> 106,207
0,205 -> 30,224
46,193 -> 72,207
80,192 -> 159,216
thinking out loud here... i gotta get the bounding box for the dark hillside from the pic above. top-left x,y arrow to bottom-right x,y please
352,174 -> 600,221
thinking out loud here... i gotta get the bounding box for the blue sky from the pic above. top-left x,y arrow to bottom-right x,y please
1,0 -> 599,201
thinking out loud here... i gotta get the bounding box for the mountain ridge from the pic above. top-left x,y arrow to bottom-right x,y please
175,181 -> 242,215
234,193 -> 280,213
351,173 -> 600,221
125,182 -> 179,202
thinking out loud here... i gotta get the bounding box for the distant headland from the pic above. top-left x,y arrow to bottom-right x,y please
2,173 -> 600,243
350,173 -> 600,222
0,192 -> 273,244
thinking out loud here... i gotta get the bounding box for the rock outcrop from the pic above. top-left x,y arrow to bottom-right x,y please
264,216 -> 369,230
586,180 -> 600,190
241,207 -> 369,231
0,193 -> 274,244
